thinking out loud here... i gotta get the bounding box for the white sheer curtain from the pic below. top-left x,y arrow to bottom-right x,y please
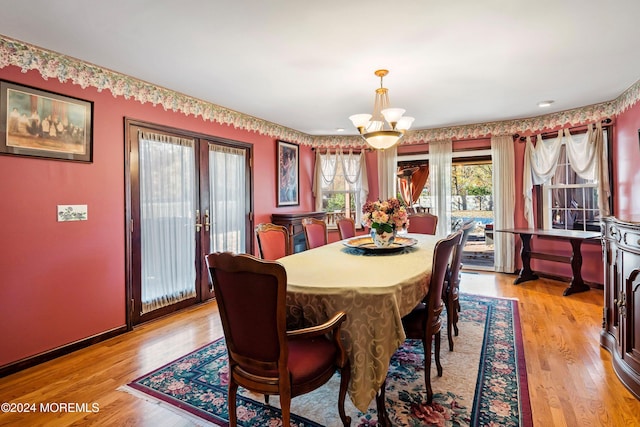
139,131 -> 196,314
312,148 -> 368,225
429,139 -> 452,237
491,135 -> 516,273
377,146 -> 397,200
313,149 -> 339,204
209,144 -> 246,253
566,123 -> 610,217
523,123 -> 609,227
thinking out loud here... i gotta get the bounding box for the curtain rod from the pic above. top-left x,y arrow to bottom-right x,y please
513,118 -> 612,142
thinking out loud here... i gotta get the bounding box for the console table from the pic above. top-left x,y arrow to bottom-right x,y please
271,211 -> 326,254
496,228 -> 600,296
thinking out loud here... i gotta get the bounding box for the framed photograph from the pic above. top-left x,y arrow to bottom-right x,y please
0,80 -> 93,162
277,140 -> 299,207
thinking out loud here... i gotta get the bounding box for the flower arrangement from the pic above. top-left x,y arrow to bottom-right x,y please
362,198 -> 409,234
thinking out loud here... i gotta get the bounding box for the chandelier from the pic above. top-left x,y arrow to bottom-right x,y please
349,69 -> 414,150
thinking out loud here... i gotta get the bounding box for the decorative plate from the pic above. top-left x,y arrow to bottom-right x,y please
343,236 -> 418,253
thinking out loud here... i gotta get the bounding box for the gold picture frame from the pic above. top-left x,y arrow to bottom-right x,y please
0,80 -> 93,162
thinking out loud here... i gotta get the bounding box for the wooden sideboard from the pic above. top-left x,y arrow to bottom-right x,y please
271,211 -> 326,254
601,217 -> 640,399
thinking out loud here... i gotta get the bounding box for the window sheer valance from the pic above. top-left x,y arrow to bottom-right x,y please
522,122 -> 610,227
312,148 -> 369,225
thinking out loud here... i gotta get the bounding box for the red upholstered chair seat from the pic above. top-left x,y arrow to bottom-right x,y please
287,337 -> 339,383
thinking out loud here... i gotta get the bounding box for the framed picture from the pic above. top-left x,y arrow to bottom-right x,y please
277,140 -> 299,207
0,80 -> 93,162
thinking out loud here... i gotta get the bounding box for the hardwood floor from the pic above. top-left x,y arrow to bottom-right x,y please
1,272 -> 639,426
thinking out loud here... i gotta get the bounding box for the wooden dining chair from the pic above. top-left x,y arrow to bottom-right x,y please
255,223 -> 290,260
302,217 -> 328,249
336,216 -> 356,240
400,229 -> 462,404
407,212 -> 438,235
205,252 -> 351,427
443,220 -> 475,351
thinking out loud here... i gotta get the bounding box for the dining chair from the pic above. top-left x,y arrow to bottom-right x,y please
255,223 -> 290,260
336,216 -> 356,240
302,217 -> 328,249
407,212 -> 438,235
205,252 -> 351,427
400,229 -> 462,404
443,220 -> 475,351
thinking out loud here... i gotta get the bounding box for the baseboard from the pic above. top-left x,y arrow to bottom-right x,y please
0,325 -> 128,378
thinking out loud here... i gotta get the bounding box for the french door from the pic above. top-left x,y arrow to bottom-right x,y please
126,120 -> 252,325
398,149 -> 495,268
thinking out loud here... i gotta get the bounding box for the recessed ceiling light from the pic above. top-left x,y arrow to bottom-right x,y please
537,100 -> 554,108
336,128 -> 345,132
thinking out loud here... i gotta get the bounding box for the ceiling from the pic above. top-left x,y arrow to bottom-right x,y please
2,1 -> 640,137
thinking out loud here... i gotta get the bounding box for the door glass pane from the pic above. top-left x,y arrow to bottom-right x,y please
209,144 -> 246,253
139,134 -> 196,313
450,161 -> 494,268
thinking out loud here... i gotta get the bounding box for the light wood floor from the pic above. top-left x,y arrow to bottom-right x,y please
1,272 -> 639,426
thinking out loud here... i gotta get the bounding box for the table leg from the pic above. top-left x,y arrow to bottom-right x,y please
563,238 -> 591,296
514,233 -> 539,284
375,378 -> 391,427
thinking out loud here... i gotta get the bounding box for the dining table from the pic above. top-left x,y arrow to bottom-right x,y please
277,232 -> 440,424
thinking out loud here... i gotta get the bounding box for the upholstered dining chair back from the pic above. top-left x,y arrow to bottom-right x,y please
400,229 -> 463,403
444,219 -> 475,350
302,217 -> 328,249
407,212 -> 438,235
336,217 -> 356,240
205,252 -> 352,427
449,220 -> 475,282
255,223 -> 290,260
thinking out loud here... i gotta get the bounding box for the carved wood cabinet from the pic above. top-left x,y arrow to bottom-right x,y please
601,217 -> 640,399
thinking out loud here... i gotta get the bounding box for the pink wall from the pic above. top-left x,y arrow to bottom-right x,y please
613,102 -> 640,221
1,62 -> 635,369
0,66 -> 313,367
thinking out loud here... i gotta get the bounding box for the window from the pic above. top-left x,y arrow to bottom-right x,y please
538,128 -> 609,232
541,145 -> 599,231
314,150 -> 366,228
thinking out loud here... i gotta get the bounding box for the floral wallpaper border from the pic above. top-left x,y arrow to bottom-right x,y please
1,34 -> 638,148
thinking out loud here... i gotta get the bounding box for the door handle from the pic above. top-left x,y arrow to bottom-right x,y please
615,292 -> 626,318
195,209 -> 202,232
204,209 -> 210,232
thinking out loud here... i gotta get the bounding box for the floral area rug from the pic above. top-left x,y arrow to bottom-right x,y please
122,293 -> 532,426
